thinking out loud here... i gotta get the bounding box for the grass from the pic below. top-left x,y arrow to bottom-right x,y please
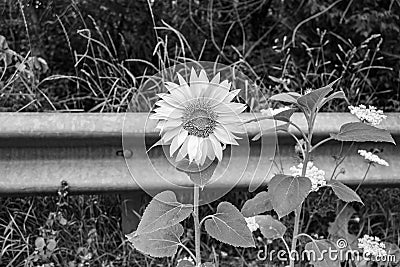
1,0 -> 398,112
1,188 -> 399,267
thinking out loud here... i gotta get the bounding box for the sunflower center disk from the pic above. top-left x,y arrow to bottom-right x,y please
183,103 -> 217,138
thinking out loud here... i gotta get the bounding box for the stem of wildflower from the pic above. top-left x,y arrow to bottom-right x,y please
309,136 -> 334,153
193,184 -> 201,266
178,243 -> 197,263
331,162 -> 372,230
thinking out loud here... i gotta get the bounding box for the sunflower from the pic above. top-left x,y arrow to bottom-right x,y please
150,68 -> 246,165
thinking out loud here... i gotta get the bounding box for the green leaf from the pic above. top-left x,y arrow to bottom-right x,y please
330,122 -> 395,144
245,108 -> 296,124
241,191 -> 273,217
127,224 -> 183,258
270,108 -> 297,122
318,90 -> 347,109
268,175 -> 311,218
205,202 -> 255,248
255,215 -> 286,240
136,191 -> 192,235
304,239 -> 341,267
176,159 -> 218,188
327,180 -> 363,204
297,79 -> 339,114
252,123 -> 289,141
270,92 -> 301,104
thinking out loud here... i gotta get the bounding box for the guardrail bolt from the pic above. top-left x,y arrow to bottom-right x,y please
117,149 -> 133,159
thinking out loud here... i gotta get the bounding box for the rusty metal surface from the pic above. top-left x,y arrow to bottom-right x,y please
0,112 -> 399,195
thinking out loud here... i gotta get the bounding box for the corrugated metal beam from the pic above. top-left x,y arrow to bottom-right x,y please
0,113 -> 399,196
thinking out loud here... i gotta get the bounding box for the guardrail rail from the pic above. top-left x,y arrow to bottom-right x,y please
0,112 -> 399,232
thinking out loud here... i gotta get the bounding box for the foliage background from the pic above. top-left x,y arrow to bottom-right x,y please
0,0 -> 399,112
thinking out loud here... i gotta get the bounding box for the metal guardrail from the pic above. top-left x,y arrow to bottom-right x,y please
0,113 -> 399,196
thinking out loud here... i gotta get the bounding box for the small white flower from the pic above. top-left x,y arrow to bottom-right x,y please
177,256 -> 195,265
348,105 -> 386,126
261,106 -> 291,116
358,150 -> 389,166
290,162 -> 326,191
220,251 -> 228,257
304,88 -> 313,95
245,216 -> 259,232
358,235 -> 387,261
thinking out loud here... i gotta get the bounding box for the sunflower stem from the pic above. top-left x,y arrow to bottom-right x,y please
193,184 -> 201,265
289,113 -> 314,267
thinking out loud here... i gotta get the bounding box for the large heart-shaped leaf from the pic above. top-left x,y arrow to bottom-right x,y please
304,239 -> 341,267
241,191 -> 273,217
268,174 -> 311,218
327,180 -> 363,204
269,92 -> 301,104
204,202 -> 255,248
136,191 -> 192,235
127,224 -> 184,258
255,215 -> 286,240
297,79 -> 339,114
330,122 -> 395,144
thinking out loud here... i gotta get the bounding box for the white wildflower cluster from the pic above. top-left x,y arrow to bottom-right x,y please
348,105 -> 387,126
290,162 -> 326,191
261,106 -> 291,116
358,235 -> 387,260
245,216 -> 259,232
304,88 -> 313,95
358,150 -> 389,166
177,256 -> 195,265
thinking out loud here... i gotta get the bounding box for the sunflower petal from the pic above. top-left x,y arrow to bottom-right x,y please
222,89 -> 241,103
176,137 -> 189,161
187,135 -> 200,162
214,125 -> 239,145
199,140 -> 208,165
162,126 -> 182,143
215,102 -> 247,114
177,73 -> 193,99
198,69 -> 209,83
157,94 -> 185,109
210,72 -> 220,84
209,134 -> 223,161
170,129 -> 188,156
205,139 -> 216,161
